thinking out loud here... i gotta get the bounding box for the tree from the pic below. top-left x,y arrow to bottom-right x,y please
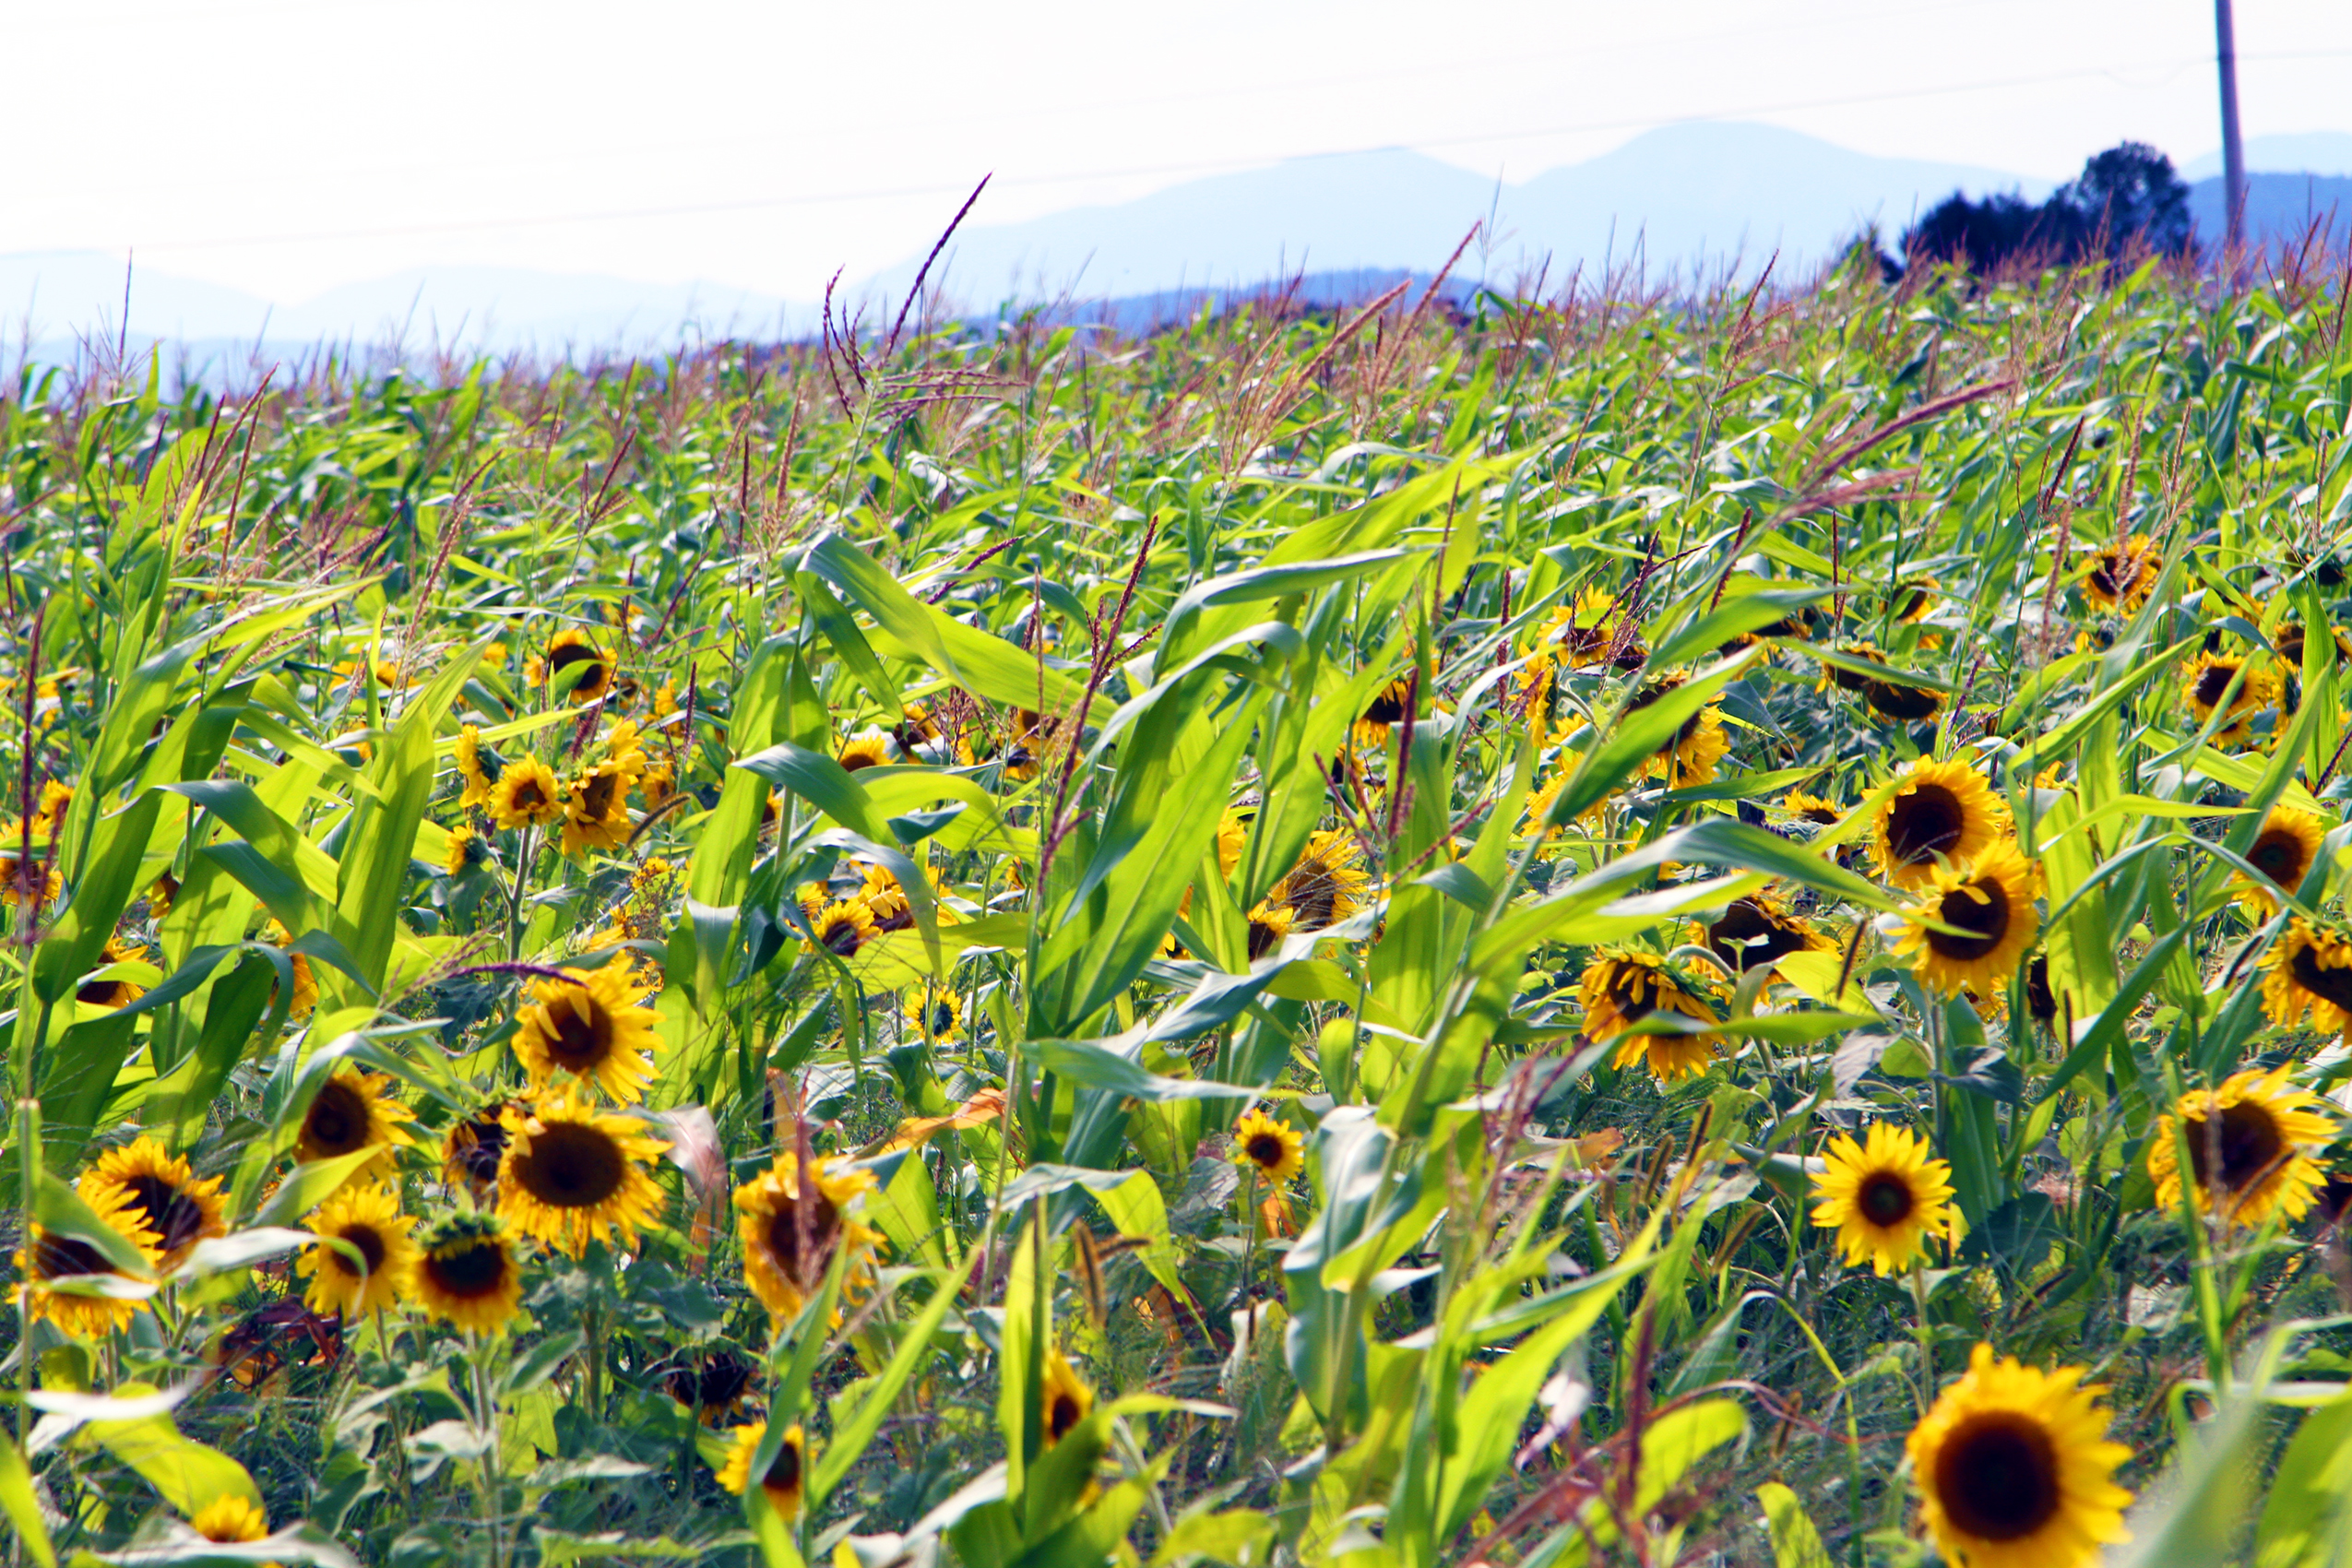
1901,141 -> 2194,274
2056,141 -> 2192,258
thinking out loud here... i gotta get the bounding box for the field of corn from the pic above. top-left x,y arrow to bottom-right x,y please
3,241 -> 2352,1568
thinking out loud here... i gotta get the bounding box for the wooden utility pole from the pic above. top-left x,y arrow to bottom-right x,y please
2215,0 -> 2247,248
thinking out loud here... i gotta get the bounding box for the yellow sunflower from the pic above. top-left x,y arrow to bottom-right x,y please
489,756 -> 567,829
1353,676 -> 1416,750
189,1495 -> 270,1548
76,934 -> 154,1010
2263,918 -> 2352,1040
836,731 -> 892,772
1231,1108 -> 1305,1184
905,986 -> 962,1042
560,761 -> 636,857
1892,842 -> 2040,996
261,920 -> 318,1019
1701,890 -> 1831,974
297,1182 -> 420,1317
731,1150 -> 886,1324
443,824 -> 486,876
78,1136 -> 227,1271
293,1068 -> 417,1176
14,1182 -> 160,1336
1541,588 -> 1638,669
544,628 -> 613,704
715,1420 -> 806,1520
1871,757 -> 2013,891
1782,790 -> 1845,826
1817,640 -> 1885,693
455,724 -> 495,809
1577,949 -> 1720,1083
1273,828 -> 1372,931
443,1101 -> 517,1199
512,958 -> 662,1103
601,719 -> 648,775
1808,1123 -> 1955,1275
34,778 -> 72,830
2181,651 -> 2278,746
1244,900 -> 1294,960
1040,1350 -> 1095,1449
1522,773 -> 1607,841
666,1347 -> 757,1425
2082,531 -> 2159,612
1863,673 -> 1944,724
2234,806 -> 2328,913
1623,676 -> 1731,789
0,836 -> 61,911
810,898 -> 878,957
1891,576 -> 1939,624
2147,1065 -> 2335,1228
495,1091 -> 670,1259
413,1211 -> 525,1334
1907,1343 -> 2132,1568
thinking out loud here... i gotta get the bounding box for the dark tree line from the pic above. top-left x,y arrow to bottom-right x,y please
1902,141 -> 2193,272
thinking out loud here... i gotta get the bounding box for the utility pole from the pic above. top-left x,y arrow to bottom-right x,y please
2215,0 -> 2246,248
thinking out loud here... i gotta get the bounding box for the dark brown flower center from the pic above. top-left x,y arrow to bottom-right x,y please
578,772 -> 619,820
670,1351 -> 753,1410
1864,679 -> 1942,721
2025,956 -> 2058,1022
330,1221 -> 388,1279
1283,863 -> 1347,929
1245,1133 -> 1287,1170
2089,551 -> 2144,600
77,977 -> 128,1006
511,1123 -> 626,1208
763,1188 -> 842,1290
2291,943 -> 2352,1012
1246,917 -> 1282,960
1361,686 -> 1408,726
550,642 -> 605,691
1885,783 -> 1965,866
454,1116 -> 510,1183
2251,829 -> 2311,890
1925,879 -> 2011,961
1707,898 -> 1811,971
765,1436 -> 803,1493
2185,1102 -> 2287,1194
1857,1172 -> 1915,1227
513,779 -> 550,812
1934,1413 -> 2062,1541
304,1081 -> 369,1157
839,747 -> 880,773
545,991 -> 612,1070
121,1174 -> 206,1254
927,1002 -> 956,1033
1048,1389 -> 1086,1443
427,1239 -> 506,1296
820,916 -> 866,956
2193,662 -> 2242,708
34,1230 -> 113,1281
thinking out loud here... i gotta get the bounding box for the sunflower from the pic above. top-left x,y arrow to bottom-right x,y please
892,703 -> 941,753
413,1211 -> 525,1333
1907,1343 -> 2132,1568
1272,829 -> 1372,931
857,861 -> 956,934
149,871 -> 179,917
1892,842 -> 2040,996
511,958 -> 662,1103
1541,588 -> 1642,669
261,920 -> 319,1019
731,1150 -> 886,1324
455,725 -> 495,809
1808,1123 -> 1955,1275
1522,774 -> 1607,841
489,757 -> 567,829
667,1347 -> 757,1425
544,628 -> 613,705
78,1136 -> 226,1270
2234,805 -> 2329,913
1782,790 -> 1844,826
1891,576 -> 1939,624
1244,900 -> 1294,961
1818,640 -> 1885,693
1863,673 -> 1944,723
2082,531 -> 2158,612
296,1182 -> 419,1317
189,1495 -> 270,1548
1353,676 -> 1416,750
2181,651 -> 2278,746
1871,757 -> 2012,891
600,719 -> 648,776
1001,709 -> 1064,781
905,986 -> 962,1042
14,1181 -> 160,1336
444,1102 -> 517,1199
1623,677 -> 1731,789
2147,1065 -> 2335,1228
810,898 -> 879,957
1702,890 -> 1831,973
1231,1109 -> 1304,1184
715,1420 -> 806,1520
836,731 -> 892,772
2263,918 -> 2352,1039
0,837 -> 61,911
294,1068 -> 416,1176
443,824 -> 487,876
1577,949 -> 1720,1083
1040,1350 -> 1095,1448
76,934 -> 153,1010
560,761 -> 636,857
495,1092 -> 670,1259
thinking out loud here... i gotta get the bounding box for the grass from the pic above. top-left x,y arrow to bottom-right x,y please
1,235 -> 2350,1568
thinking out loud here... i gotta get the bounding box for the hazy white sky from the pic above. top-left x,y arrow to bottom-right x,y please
9,0 -> 2349,303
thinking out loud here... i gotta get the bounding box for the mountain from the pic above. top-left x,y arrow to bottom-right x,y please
0,251 -> 277,345
2188,173 -> 2352,244
2181,132 -> 2352,182
863,123 -> 2047,305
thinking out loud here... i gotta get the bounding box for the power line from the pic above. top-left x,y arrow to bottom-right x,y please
89,46 -> 2352,257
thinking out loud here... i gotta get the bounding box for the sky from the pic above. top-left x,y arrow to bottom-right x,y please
8,0 -> 2352,304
